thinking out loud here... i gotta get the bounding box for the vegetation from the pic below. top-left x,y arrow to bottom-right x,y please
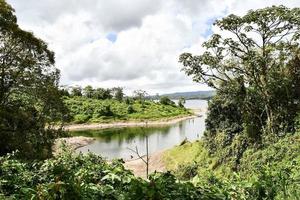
161,5 -> 300,199
1,136 -> 299,199
64,96 -> 191,124
178,97 -> 186,108
163,133 -> 300,199
0,0 -> 66,159
180,5 -> 300,167
0,148 -> 225,200
68,85 -> 119,100
1,1 -> 300,199
159,96 -> 175,106
62,86 -> 192,124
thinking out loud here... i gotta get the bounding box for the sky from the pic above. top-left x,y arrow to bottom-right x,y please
7,0 -> 300,95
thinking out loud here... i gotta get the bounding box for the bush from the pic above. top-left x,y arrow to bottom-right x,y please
159,96 -> 175,106
0,149 -> 226,200
74,114 -> 90,123
94,105 -> 114,117
127,105 -> 135,114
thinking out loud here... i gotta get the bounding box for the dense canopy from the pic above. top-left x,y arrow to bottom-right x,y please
0,0 -> 66,159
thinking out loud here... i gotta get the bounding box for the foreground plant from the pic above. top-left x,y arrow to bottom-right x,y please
0,149 -> 226,200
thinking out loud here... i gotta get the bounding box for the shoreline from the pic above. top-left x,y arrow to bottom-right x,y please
64,114 -> 200,131
53,136 -> 96,154
54,108 -> 206,177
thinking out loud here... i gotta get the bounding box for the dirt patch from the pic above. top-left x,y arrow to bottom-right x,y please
124,150 -> 166,178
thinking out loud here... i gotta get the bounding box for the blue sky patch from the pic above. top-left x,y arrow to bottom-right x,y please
106,32 -> 117,43
202,8 -> 228,38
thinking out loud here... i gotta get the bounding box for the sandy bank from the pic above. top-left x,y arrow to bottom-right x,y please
64,114 -> 199,131
53,136 -> 95,154
124,150 -> 166,178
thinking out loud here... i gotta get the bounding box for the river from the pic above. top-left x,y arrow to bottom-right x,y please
71,99 -> 207,160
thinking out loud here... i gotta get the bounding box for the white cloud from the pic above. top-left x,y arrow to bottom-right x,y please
6,0 -> 300,95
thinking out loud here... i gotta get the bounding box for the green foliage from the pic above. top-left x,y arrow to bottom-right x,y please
159,96 -> 175,106
164,133 -> 300,199
178,97 -> 186,108
71,86 -> 82,97
83,85 -> 94,98
73,114 -> 90,124
133,90 -> 148,103
64,96 -> 191,123
111,87 -> 124,102
93,88 -> 112,100
125,97 -> 133,105
0,149 -> 227,200
205,92 -> 243,135
175,6 -> 300,198
0,0 -> 67,159
179,6 -> 300,175
127,105 -> 135,114
180,6 -> 300,142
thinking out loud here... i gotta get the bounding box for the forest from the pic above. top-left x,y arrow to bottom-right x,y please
0,0 -> 300,199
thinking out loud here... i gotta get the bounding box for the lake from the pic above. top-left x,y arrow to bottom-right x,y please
72,99 -> 207,160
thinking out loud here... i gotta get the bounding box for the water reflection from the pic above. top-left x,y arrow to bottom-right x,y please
72,126 -> 172,145
73,100 -> 207,160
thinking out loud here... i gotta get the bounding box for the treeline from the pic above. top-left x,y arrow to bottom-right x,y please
62,86 -> 183,107
60,86 -> 124,101
64,96 -> 190,124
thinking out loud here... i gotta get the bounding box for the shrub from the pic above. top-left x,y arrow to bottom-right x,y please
127,105 -> 135,114
0,149 -> 226,200
159,96 -> 175,106
74,114 -> 90,123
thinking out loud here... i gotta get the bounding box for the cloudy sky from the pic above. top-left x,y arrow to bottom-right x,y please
7,0 -> 300,95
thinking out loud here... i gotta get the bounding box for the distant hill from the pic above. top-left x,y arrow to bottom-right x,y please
154,90 -> 215,100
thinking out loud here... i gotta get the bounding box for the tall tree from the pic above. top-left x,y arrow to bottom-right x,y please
71,86 -> 82,97
83,85 -> 94,98
0,0 -> 67,159
180,6 -> 300,141
178,97 -> 186,108
111,87 -> 124,101
133,90 -> 148,106
133,90 -> 148,101
93,88 -> 112,100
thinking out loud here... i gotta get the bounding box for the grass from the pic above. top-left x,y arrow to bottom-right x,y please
163,141 -> 205,171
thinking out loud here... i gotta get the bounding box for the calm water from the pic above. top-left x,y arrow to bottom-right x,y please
72,100 -> 207,160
